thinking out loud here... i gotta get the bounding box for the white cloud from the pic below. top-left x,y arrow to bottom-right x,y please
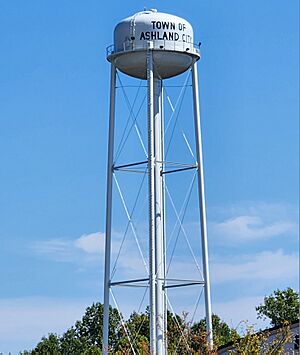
210,249 -> 299,284
31,231 -> 148,275
209,202 -> 298,243
212,215 -> 297,242
210,202 -> 298,220
31,239 -> 75,262
32,237 -> 298,288
32,232 -> 108,262
75,232 -> 105,254
161,249 -> 299,288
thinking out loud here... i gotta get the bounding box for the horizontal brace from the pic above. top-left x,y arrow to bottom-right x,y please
114,168 -> 147,174
110,277 -> 149,287
161,165 -> 197,175
116,85 -> 147,88
113,160 -> 148,170
158,278 -> 204,283
110,284 -> 148,288
163,84 -> 192,88
157,160 -> 198,168
164,281 -> 205,290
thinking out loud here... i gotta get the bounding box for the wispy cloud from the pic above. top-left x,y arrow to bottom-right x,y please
210,249 -> 299,284
163,248 -> 298,286
31,238 -> 75,262
74,232 -> 105,254
210,202 -> 298,220
211,215 -> 296,242
31,231 -> 148,277
31,232 -> 106,263
31,235 -> 299,286
209,202 -> 298,243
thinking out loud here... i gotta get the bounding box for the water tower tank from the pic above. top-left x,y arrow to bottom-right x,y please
107,9 -> 200,79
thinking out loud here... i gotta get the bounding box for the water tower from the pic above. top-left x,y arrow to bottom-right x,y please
103,9 -> 212,354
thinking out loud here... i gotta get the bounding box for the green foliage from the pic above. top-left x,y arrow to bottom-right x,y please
166,310 -> 188,354
24,288 -> 300,353
114,335 -> 150,354
26,303 -> 121,354
192,313 -> 237,348
82,346 -> 103,354
115,310 -> 150,354
60,327 -> 87,354
31,333 -> 60,354
27,306 -> 232,354
229,323 -> 265,354
120,310 -> 150,340
71,303 -> 120,349
256,287 -> 300,326
113,309 -> 228,354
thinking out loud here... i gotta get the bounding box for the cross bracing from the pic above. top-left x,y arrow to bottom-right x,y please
103,61 -> 212,353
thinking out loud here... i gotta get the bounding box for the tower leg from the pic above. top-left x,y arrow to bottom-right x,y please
154,78 -> 166,355
102,64 -> 117,355
147,45 -> 157,355
191,62 -> 213,348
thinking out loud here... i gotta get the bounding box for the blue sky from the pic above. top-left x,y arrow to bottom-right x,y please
0,0 -> 299,353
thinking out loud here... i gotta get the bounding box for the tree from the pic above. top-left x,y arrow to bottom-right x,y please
26,303 -> 121,354
115,309 -> 150,354
60,327 -> 87,354
25,303 -> 237,353
256,287 -> 300,326
166,310 -> 189,354
71,303 -> 121,350
192,314 -> 237,349
30,333 -> 60,354
189,313 -> 240,353
59,303 -> 121,352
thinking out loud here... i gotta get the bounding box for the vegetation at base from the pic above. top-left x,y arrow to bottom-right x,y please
20,306 -> 235,354
21,287 -> 299,354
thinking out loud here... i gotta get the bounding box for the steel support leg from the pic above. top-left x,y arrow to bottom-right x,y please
191,62 -> 213,348
154,78 -> 165,355
147,45 -> 157,355
102,64 -> 116,355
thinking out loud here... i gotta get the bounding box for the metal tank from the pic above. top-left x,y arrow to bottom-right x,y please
107,9 -> 200,79
103,9 -> 212,355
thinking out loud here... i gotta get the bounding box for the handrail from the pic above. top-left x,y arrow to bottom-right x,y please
106,40 -> 201,57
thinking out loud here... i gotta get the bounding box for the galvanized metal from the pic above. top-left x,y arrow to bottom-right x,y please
191,61 -> 213,348
154,77 -> 165,354
107,10 -> 200,79
147,44 -> 157,354
102,64 -> 117,355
